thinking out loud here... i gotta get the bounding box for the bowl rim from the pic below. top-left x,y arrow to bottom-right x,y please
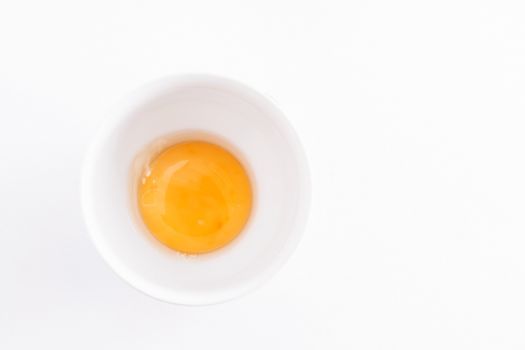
81,74 -> 311,305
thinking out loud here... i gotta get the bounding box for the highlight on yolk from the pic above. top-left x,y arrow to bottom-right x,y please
137,140 -> 252,254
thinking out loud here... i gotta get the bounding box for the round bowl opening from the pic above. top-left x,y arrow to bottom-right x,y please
82,75 -> 310,305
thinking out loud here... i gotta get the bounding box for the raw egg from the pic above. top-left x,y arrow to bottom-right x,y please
137,141 -> 252,254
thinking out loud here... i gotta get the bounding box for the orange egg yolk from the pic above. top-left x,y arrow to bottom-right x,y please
137,141 -> 252,254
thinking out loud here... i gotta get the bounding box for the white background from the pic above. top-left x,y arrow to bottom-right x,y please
1,0 -> 525,348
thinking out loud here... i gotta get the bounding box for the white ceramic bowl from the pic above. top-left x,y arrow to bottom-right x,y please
81,75 -> 310,305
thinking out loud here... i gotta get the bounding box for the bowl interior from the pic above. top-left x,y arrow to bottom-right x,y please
82,76 -> 309,304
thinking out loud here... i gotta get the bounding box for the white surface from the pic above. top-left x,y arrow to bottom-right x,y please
1,0 -> 525,348
82,75 -> 309,305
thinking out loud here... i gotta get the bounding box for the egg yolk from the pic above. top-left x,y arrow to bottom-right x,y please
137,141 -> 252,254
